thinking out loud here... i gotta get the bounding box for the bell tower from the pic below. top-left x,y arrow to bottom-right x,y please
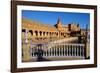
56,17 -> 62,28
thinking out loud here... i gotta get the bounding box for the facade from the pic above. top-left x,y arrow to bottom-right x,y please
22,18 -> 81,44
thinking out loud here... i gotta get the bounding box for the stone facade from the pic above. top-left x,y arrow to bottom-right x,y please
22,18 -> 81,44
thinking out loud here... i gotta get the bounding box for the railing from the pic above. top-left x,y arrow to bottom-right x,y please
29,43 -> 85,59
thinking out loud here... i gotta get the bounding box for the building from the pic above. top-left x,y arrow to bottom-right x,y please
22,18 -> 81,44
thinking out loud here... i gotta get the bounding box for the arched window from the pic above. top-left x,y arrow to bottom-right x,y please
35,31 -> 38,36
39,31 -> 42,36
29,30 -> 33,35
47,32 -> 48,35
22,29 -> 26,32
50,32 -> 51,36
43,32 -> 45,36
61,33 -> 63,36
52,32 -> 53,35
56,32 -> 58,36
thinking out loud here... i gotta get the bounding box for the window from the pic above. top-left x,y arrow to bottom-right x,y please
47,32 -> 48,35
22,29 -> 26,32
35,31 -> 38,36
29,30 -> 33,35
39,31 -> 42,36
56,33 -> 58,36
43,32 -> 45,36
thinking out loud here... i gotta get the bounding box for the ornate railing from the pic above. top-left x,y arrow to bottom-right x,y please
29,43 -> 85,59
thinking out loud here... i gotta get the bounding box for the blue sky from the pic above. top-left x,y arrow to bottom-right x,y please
22,10 -> 90,29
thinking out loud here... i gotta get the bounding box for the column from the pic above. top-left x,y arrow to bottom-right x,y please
57,46 -> 59,56
67,45 -> 68,56
69,46 -> 71,56
56,46 -> 58,56
32,48 -> 34,57
82,46 -> 84,57
47,49 -> 49,56
54,46 -> 56,56
41,31 -> 43,37
65,45 -> 67,56
54,48 -> 56,56
72,46 -> 74,56
57,47 -> 59,56
43,51 -> 45,56
55,48 -> 57,56
49,48 -> 51,56
47,49 -> 49,57
74,46 -> 76,56
59,45 -> 60,56
51,48 -> 53,56
59,45 -> 62,56
73,46 -> 75,56
43,46 -> 45,57
64,45 -> 67,56
60,45 -> 62,56
48,49 -> 50,56
66,45 -> 69,56
80,46 -> 81,56
45,50 -> 47,56
46,50 -> 48,56
56,47 -> 57,56
33,49 -> 36,57
52,48 -> 54,56
76,46 -> 78,56
68,45 -> 70,56
63,45 -> 65,56
62,45 -> 63,56
81,46 -> 82,57
41,49 -> 43,57
67,45 -> 69,56
52,47 -> 54,56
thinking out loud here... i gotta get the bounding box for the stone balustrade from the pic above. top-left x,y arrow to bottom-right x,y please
29,43 -> 85,59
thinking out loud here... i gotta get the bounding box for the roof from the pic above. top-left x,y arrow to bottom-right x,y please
22,18 -> 58,31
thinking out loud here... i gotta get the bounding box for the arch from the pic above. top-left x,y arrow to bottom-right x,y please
29,30 -> 33,35
47,32 -> 48,35
43,32 -> 45,36
39,31 -> 42,36
35,31 -> 38,36
55,32 -> 57,36
61,33 -> 64,36
55,32 -> 56,35
22,29 -> 26,32
50,32 -> 51,36
51,32 -> 54,35
56,32 -> 58,36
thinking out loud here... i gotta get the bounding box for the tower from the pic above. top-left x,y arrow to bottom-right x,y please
55,17 -> 62,29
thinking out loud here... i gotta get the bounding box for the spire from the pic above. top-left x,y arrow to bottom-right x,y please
57,17 -> 61,24
56,17 -> 62,28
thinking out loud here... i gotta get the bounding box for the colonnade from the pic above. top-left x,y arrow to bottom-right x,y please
22,29 -> 59,37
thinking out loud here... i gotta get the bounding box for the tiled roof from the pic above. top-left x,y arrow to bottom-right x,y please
22,18 -> 58,31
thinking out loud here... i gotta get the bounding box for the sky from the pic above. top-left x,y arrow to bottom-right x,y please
22,10 -> 90,29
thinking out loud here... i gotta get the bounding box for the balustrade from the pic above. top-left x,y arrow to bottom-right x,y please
30,43 -> 85,58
